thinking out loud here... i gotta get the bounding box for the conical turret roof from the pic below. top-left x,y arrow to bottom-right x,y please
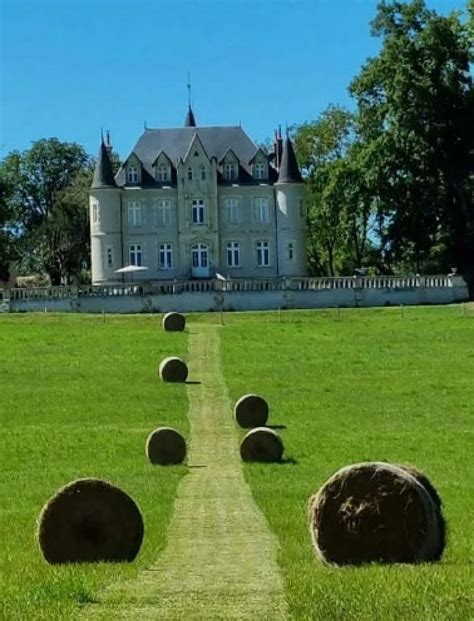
277,137 -> 303,184
184,105 -> 196,127
91,140 -> 116,189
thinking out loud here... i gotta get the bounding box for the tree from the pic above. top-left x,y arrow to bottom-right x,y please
0,139 -> 91,284
294,106 -> 376,275
350,0 -> 474,290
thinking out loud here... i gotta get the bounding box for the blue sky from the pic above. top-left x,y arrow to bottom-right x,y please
0,0 -> 467,160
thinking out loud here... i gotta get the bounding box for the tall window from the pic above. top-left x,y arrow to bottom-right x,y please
225,198 -> 239,224
256,241 -> 270,267
106,246 -> 113,268
299,198 -> 305,218
192,199 -> 205,225
287,242 -> 295,261
192,243 -> 208,268
255,197 -> 269,224
254,162 -> 266,179
128,201 -> 142,227
91,202 -> 99,224
156,165 -> 169,182
224,162 -> 237,181
200,165 -> 207,181
155,200 -> 172,226
159,243 -> 173,269
227,241 -> 240,267
127,166 -> 139,183
187,167 -> 193,181
129,244 -> 142,266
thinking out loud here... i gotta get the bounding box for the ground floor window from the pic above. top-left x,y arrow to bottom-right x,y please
287,241 -> 295,261
106,246 -> 113,268
192,243 -> 208,268
129,243 -> 143,266
227,241 -> 240,267
256,241 -> 270,267
159,243 -> 173,269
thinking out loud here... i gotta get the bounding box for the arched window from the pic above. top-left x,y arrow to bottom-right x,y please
192,243 -> 209,268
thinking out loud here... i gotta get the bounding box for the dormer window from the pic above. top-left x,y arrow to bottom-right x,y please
156,165 -> 169,182
254,162 -> 266,180
224,162 -> 237,181
187,167 -> 193,181
127,166 -> 139,184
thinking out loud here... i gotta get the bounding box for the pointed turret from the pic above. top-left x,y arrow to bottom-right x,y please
91,137 -> 116,189
184,105 -> 196,127
277,136 -> 303,184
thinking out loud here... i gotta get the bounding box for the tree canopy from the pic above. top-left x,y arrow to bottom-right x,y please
294,0 -> 473,292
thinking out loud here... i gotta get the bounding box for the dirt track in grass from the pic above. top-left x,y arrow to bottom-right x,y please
83,325 -> 287,620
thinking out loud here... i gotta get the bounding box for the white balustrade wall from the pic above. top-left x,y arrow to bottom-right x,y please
1,275 -> 469,314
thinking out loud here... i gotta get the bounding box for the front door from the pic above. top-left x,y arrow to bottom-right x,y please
191,243 -> 210,278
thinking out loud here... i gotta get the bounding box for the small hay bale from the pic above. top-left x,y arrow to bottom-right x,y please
240,427 -> 284,463
146,427 -> 186,465
158,357 -> 188,383
37,478 -> 144,564
308,462 -> 443,566
162,312 -> 185,332
233,394 -> 269,428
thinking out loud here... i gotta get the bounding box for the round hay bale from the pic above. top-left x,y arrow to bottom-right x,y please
308,462 -> 443,566
158,357 -> 188,383
240,427 -> 284,463
37,478 -> 144,564
397,464 -> 446,561
162,312 -> 185,332
146,427 -> 186,465
233,394 -> 269,428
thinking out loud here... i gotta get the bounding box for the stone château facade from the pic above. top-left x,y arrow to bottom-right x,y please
89,106 -> 306,284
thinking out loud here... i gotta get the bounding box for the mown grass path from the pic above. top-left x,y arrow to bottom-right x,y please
84,325 -> 287,620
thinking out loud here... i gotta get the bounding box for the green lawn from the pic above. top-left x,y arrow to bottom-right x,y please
0,314 -> 189,620
219,306 -> 474,620
1,307 -> 473,620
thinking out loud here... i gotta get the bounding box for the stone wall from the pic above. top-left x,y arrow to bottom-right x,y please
1,275 -> 469,314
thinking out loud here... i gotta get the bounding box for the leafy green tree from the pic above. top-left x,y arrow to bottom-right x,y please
350,0 -> 474,289
0,139 -> 91,284
294,106 -> 376,275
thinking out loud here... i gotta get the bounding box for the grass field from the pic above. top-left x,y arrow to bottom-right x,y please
1,307 -> 473,620
0,315 -> 188,620
218,307 -> 474,620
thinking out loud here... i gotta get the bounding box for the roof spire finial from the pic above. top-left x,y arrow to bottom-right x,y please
187,71 -> 192,109
100,127 -> 104,144
184,72 -> 197,127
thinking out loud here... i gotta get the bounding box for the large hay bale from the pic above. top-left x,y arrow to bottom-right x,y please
240,427 -> 284,463
162,312 -> 186,332
397,464 -> 446,561
158,357 -> 188,383
146,427 -> 186,465
233,394 -> 269,428
37,478 -> 144,564
308,462 -> 443,566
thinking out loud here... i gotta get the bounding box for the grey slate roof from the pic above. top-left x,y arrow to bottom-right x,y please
115,126 -> 259,186
91,141 -> 117,189
184,106 -> 196,127
277,137 -> 303,184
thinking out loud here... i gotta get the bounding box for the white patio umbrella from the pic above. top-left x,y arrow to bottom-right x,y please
115,265 -> 148,283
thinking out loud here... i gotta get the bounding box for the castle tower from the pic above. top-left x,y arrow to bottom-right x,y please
90,135 -> 121,284
275,135 -> 307,277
